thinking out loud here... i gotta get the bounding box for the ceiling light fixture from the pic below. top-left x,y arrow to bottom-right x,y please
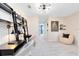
35,3 -> 55,15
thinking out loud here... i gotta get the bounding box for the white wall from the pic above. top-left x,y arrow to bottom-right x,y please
47,17 -> 64,41
26,16 -> 39,39
64,12 -> 79,33
63,12 -> 79,45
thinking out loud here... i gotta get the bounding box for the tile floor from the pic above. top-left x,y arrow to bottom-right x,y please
16,37 -> 78,56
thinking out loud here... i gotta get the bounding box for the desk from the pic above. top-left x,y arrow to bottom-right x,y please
0,40 -> 25,56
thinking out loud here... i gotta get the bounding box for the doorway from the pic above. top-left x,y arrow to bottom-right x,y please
38,16 -> 48,39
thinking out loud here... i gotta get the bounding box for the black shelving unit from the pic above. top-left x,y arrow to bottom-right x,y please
0,3 -> 32,56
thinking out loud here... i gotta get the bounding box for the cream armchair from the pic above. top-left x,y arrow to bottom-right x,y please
58,33 -> 74,45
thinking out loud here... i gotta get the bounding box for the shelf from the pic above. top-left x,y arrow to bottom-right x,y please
0,19 -> 12,23
0,40 -> 26,56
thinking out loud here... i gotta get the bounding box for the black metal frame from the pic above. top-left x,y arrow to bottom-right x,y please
0,3 -> 30,42
22,17 -> 27,41
0,3 -> 12,13
12,11 -> 19,41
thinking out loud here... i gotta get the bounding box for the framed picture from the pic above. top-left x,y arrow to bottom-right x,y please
51,21 -> 59,32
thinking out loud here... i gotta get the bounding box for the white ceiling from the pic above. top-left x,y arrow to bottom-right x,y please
8,3 -> 79,17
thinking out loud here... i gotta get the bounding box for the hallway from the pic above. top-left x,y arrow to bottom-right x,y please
16,37 -> 78,56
